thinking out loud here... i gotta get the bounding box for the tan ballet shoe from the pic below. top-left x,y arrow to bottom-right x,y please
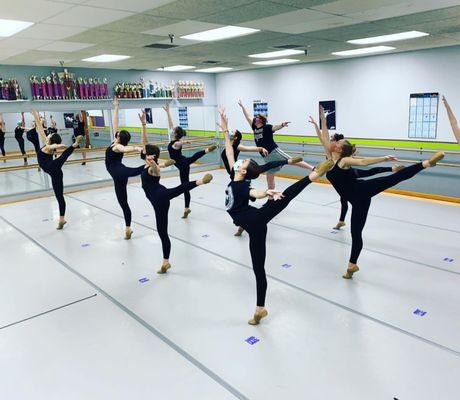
428,151 -> 444,167
333,221 -> 346,230
234,227 -> 244,236
288,156 -> 303,164
182,208 -> 191,219
124,227 -> 133,240
57,220 -> 67,230
75,135 -> 84,146
207,145 -> 217,152
164,159 -> 175,167
157,261 -> 171,274
202,173 -> 213,184
248,309 -> 268,325
392,165 -> 405,172
343,265 -> 359,279
314,159 -> 335,176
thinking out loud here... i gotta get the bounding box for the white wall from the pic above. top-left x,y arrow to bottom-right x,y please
216,46 -> 460,143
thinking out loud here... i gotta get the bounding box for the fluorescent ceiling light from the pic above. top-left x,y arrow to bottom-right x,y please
157,65 -> 195,71
0,18 -> 34,37
181,26 -> 259,42
252,58 -> 300,66
195,67 -> 233,73
249,49 -> 304,58
332,46 -> 395,57
82,54 -> 130,62
347,31 -> 429,45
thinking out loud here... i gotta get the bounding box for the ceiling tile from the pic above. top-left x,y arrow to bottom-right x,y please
143,20 -> 222,37
0,0 -> 74,23
38,41 -> 94,52
0,37 -> 52,50
99,14 -> 181,33
0,48 -> 27,61
14,24 -> 88,41
84,0 -> 176,12
43,5 -> 134,27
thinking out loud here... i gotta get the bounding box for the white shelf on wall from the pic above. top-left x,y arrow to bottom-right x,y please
116,97 -> 204,101
31,99 -> 113,102
0,99 -> 28,102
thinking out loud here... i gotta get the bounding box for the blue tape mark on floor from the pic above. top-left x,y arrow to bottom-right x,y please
143,214 -> 149,217
413,309 -> 427,316
202,234 -> 210,238
282,263 -> 292,269
81,243 -> 90,247
443,257 -> 454,262
139,277 -> 150,283
245,336 -> 260,345
42,218 -> 49,222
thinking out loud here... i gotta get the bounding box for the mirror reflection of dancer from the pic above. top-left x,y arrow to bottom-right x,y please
14,112 -> 28,165
0,113 -> 6,161
105,97 -> 145,240
238,100 -> 314,191
309,123 -> 404,230
442,96 -> 460,144
315,106 -> 444,279
220,108 -> 334,325
218,115 -> 302,237
32,109 -> 83,230
141,143 -> 212,274
163,103 -> 217,219
73,112 -> 87,165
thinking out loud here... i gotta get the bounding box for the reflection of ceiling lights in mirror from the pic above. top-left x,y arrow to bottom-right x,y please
195,67 -> 233,73
157,65 -> 196,71
348,31 -> 429,45
252,59 -> 300,66
181,26 -> 259,41
82,54 -> 131,62
0,18 -> 34,37
332,46 -> 395,56
249,49 -> 304,58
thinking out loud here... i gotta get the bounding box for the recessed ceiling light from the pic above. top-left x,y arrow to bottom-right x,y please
249,49 -> 304,58
348,31 -> 429,45
0,18 -> 34,37
181,26 -> 259,42
195,67 -> 233,73
157,65 -> 196,71
332,46 -> 395,57
82,54 -> 131,62
252,58 -> 300,66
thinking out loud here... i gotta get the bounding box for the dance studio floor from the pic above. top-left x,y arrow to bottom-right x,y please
1,170 -> 459,400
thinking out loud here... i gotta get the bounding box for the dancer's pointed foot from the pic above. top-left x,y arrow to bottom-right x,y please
74,135 -> 84,147
343,264 -> 359,279
124,227 -> 133,240
182,208 -> 191,219
157,261 -> 171,274
248,308 -> 268,325
288,156 -> 303,164
206,145 -> 217,153
424,151 -> 444,167
57,220 -> 67,230
201,173 -> 213,184
333,221 -> 346,230
234,226 -> 244,236
392,165 -> 405,172
164,159 -> 175,167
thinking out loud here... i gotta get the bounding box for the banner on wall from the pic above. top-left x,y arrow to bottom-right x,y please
319,100 -> 336,130
178,107 -> 188,129
253,100 -> 268,118
63,113 -> 74,128
145,108 -> 153,124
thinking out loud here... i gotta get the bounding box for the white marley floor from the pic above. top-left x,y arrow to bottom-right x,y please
1,169 -> 460,400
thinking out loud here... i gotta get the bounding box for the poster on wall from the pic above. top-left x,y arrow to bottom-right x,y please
145,108 -> 153,124
253,100 -> 268,118
63,113 -> 74,128
408,93 -> 438,139
319,100 -> 336,130
178,107 -> 188,129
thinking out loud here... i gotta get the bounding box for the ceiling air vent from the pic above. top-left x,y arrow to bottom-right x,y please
273,44 -> 302,49
144,43 -> 179,49
201,60 -> 221,64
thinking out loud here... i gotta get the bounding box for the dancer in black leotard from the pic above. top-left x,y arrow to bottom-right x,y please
309,122 -> 404,229
141,143 -> 212,273
73,112 -> 87,165
442,96 -> 460,144
238,100 -> 314,191
220,108 -> 334,325
105,97 -> 146,240
218,118 -> 302,236
15,112 -> 28,165
314,106 -> 444,279
32,110 -> 83,229
0,113 -> 6,161
163,103 -> 217,219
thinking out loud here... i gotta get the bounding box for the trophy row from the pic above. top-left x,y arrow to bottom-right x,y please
0,78 -> 24,101
30,70 -> 109,101
114,79 -> 205,99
